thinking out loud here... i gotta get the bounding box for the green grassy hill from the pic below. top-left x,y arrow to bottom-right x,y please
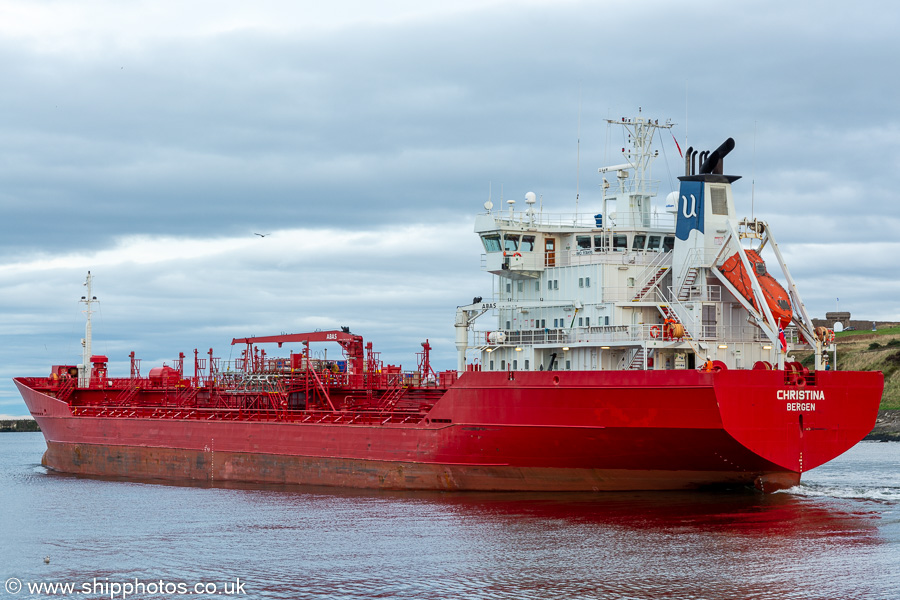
800,325 -> 900,410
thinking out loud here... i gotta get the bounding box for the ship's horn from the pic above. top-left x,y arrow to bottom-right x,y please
699,138 -> 735,175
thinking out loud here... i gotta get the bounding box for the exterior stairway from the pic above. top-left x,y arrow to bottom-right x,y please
377,384 -> 408,411
677,267 -> 699,301
175,387 -> 199,407
657,303 -> 706,361
632,266 -> 669,301
627,347 -> 646,370
657,305 -> 692,341
114,384 -> 140,406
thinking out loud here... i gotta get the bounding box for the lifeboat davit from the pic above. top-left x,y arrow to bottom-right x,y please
719,249 -> 793,327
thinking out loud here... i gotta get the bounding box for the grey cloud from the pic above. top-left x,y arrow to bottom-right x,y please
2,0 -> 899,414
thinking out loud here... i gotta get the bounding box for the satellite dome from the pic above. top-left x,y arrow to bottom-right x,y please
665,191 -> 678,213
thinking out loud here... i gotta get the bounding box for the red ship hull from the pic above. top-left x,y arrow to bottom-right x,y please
15,369 -> 882,493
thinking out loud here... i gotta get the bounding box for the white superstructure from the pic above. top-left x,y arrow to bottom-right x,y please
455,114 -> 832,374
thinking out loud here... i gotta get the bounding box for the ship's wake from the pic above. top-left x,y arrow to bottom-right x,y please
782,483 -> 900,503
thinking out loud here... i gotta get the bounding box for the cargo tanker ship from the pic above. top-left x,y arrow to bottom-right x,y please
15,114 -> 883,492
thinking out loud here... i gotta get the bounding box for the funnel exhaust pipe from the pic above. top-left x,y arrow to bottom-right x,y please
699,138 -> 735,174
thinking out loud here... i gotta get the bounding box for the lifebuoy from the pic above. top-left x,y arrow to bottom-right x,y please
650,325 -> 661,338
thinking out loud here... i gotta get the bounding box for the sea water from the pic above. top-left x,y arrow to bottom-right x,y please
1,433 -> 898,600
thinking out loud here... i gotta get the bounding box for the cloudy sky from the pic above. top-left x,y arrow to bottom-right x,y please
2,0 -> 898,416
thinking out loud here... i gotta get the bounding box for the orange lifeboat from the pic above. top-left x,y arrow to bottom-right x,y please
719,249 -> 792,327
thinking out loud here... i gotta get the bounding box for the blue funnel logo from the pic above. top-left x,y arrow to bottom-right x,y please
675,181 -> 704,241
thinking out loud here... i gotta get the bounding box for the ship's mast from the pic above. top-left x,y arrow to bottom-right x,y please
79,271 -> 98,386
599,112 -> 674,229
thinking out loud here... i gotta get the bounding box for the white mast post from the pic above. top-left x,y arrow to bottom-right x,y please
79,271 -> 98,387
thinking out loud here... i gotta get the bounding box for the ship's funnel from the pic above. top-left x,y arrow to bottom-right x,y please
699,138 -> 735,175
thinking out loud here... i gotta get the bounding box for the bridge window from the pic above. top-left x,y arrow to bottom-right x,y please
482,234 -> 502,252
576,235 -> 591,251
632,234 -> 647,251
662,236 -> 675,252
503,234 -> 519,251
594,235 -> 606,252
521,235 -> 536,252
647,235 -> 662,251
613,235 -> 627,251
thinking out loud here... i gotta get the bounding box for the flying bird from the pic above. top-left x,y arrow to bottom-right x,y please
254,233 -> 271,237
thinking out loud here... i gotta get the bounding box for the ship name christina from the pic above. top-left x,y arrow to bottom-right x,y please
777,389 -> 825,400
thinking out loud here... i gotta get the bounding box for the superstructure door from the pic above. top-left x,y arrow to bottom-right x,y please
544,237 -> 556,267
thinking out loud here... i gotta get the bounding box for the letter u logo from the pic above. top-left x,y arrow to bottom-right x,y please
681,194 -> 698,218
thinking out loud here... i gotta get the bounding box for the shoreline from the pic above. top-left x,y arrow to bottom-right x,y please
0,419 -> 40,433
866,410 -> 900,442
4,412 -> 899,440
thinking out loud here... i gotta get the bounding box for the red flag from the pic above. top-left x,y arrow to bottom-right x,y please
672,134 -> 683,158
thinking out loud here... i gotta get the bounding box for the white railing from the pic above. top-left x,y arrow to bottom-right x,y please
476,319 -> 787,349
559,249 -> 670,268
603,282 -> 719,303
674,247 -> 703,298
662,288 -> 698,333
486,209 -> 676,231
482,248 -> 676,273
631,251 -> 673,299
